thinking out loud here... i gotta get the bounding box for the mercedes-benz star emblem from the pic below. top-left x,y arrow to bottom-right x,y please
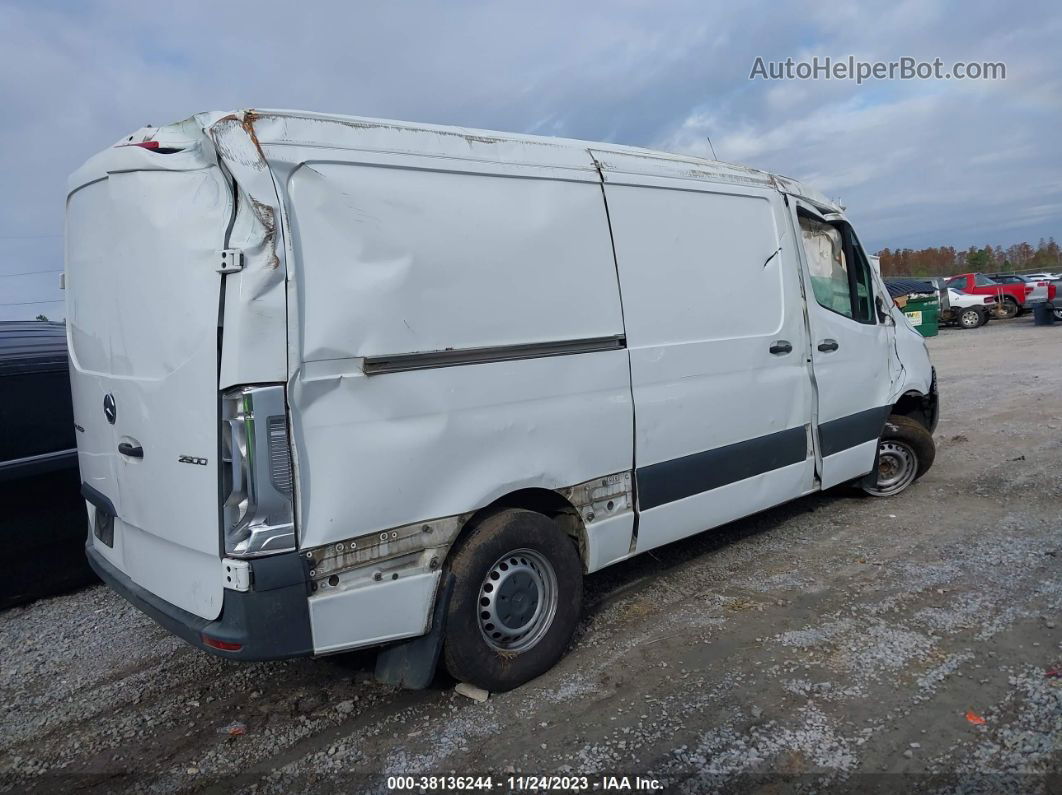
103,393 -> 117,425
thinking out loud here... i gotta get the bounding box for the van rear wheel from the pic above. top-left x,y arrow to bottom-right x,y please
862,415 -> 935,497
442,509 -> 582,692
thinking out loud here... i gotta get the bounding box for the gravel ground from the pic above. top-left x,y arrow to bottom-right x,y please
2,315 -> 1060,793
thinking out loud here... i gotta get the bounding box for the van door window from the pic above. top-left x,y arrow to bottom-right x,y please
848,231 -> 875,322
799,215 -> 874,323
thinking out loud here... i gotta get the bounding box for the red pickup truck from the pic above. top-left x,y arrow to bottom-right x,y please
943,272 -> 1055,319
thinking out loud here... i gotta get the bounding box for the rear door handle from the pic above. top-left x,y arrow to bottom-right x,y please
769,340 -> 792,355
118,442 -> 143,458
817,339 -> 839,352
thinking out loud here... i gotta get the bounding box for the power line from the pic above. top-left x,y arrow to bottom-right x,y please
0,297 -> 63,305
0,269 -> 64,279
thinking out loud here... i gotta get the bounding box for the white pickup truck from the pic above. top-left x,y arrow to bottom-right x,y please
941,288 -> 995,329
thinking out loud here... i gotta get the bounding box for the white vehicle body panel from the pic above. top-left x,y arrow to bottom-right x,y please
947,288 -> 992,309
66,109 -> 937,659
594,154 -> 815,551
793,204 -> 895,490
309,571 -> 442,654
276,149 -> 632,551
1023,279 -> 1049,303
66,141 -> 232,620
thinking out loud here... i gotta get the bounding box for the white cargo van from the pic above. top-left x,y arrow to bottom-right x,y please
67,110 -> 938,690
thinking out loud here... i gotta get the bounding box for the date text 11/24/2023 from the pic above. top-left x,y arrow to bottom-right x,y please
385,775 -> 664,791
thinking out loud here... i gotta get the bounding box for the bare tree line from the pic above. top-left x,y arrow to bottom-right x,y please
876,237 -> 1061,277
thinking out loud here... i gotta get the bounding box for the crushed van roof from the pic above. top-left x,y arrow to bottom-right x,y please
195,109 -> 841,213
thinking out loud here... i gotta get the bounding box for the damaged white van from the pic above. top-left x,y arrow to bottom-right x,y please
67,110 -> 937,691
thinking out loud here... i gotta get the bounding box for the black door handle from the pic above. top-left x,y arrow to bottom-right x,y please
818,339 -> 839,352
769,340 -> 792,355
118,442 -> 143,458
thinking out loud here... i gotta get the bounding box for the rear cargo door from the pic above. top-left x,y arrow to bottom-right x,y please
66,146 -> 233,620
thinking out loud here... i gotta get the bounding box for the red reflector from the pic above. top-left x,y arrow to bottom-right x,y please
202,634 -> 242,652
115,140 -> 161,150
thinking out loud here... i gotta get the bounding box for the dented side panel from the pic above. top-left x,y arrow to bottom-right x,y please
290,350 -> 633,551
270,144 -> 633,553
200,112 -> 288,389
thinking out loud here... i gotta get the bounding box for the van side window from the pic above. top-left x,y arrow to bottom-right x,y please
847,231 -> 875,322
799,215 -> 874,323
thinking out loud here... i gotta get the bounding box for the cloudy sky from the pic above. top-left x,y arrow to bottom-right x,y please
1,0 -> 1059,319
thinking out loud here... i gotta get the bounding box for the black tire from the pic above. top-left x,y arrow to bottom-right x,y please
442,509 -> 583,692
993,297 -> 1020,319
1053,306 -> 1062,322
862,414 -> 935,497
958,307 -> 984,329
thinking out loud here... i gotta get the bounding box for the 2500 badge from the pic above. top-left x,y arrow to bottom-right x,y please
178,455 -> 208,466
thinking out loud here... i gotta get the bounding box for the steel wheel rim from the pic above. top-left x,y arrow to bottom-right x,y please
478,548 -> 558,653
865,440 -> 918,496
960,310 -> 979,327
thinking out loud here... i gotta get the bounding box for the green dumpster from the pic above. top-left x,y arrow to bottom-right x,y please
900,293 -> 940,337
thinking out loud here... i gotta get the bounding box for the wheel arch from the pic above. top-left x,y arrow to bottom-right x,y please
450,488 -> 589,571
891,386 -> 938,433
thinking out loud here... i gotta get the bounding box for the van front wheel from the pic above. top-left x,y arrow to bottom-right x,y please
861,415 -> 935,497
442,509 -> 583,692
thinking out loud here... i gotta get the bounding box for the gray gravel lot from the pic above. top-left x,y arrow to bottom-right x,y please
2,315 -> 1060,793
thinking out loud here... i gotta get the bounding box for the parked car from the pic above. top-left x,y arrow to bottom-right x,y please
0,321 -> 77,480
1024,272 -> 1060,281
940,288 -> 994,328
987,273 -> 1055,305
66,109 -> 939,691
0,321 -> 96,607
944,273 -> 1029,319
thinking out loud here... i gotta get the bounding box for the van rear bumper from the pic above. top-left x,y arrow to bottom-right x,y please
86,543 -> 313,661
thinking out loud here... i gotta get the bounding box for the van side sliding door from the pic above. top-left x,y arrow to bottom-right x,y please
596,161 -> 816,553
790,201 -> 893,489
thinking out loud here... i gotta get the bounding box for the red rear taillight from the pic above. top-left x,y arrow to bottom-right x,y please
1024,286 -> 1033,294
983,297 -> 994,303
202,635 -> 242,652
115,140 -> 184,154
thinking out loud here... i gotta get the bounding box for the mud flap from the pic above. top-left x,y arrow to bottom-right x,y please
374,572 -> 455,690
859,442 -> 882,491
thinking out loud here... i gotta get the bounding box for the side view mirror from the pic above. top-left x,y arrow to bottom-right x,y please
876,295 -> 894,325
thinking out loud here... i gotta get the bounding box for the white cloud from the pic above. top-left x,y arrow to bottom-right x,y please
1,0 -> 1059,318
